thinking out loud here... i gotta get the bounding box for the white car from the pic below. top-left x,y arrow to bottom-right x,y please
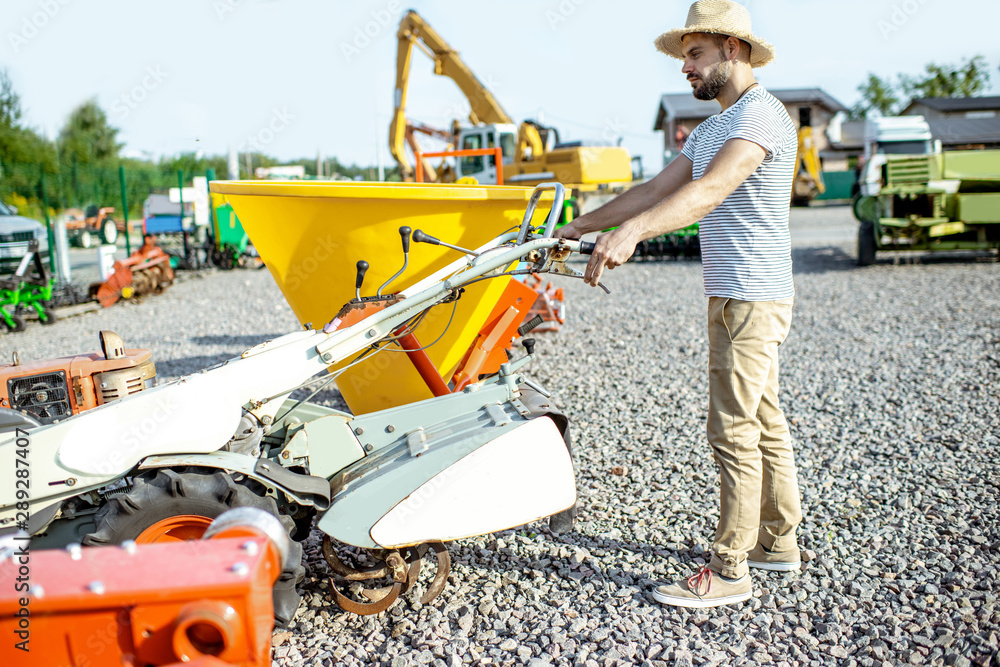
0,200 -> 49,268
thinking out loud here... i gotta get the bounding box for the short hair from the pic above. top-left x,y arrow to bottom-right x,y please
704,33 -> 752,61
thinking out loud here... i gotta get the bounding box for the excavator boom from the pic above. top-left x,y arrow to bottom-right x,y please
390,10 -> 516,179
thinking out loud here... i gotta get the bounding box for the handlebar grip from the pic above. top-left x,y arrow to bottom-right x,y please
579,241 -> 596,255
399,226 -> 411,253
412,229 -> 440,246
355,260 -> 369,289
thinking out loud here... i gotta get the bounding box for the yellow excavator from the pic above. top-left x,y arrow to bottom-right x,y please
389,10 -> 633,198
793,126 -> 826,205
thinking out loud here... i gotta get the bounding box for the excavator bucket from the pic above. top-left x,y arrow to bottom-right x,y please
209,181 -> 553,414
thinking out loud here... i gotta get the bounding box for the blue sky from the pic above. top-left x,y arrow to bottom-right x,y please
3,0 -> 998,173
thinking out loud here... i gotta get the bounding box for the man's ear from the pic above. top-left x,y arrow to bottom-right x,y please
725,36 -> 741,62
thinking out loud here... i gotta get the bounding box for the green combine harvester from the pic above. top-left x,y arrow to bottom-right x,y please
853,149 -> 1000,265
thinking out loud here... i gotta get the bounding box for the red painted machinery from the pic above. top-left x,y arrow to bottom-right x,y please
90,236 -> 174,308
0,508 -> 289,667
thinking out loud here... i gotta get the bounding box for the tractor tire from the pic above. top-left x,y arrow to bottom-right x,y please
100,218 -> 118,245
78,230 -> 93,249
39,309 -> 58,325
852,194 -> 880,224
3,314 -> 26,333
82,467 -> 305,627
858,220 -> 877,267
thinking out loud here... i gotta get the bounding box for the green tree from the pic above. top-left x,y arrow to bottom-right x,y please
849,73 -> 900,120
57,99 -> 123,206
851,56 -> 994,119
58,99 -> 121,165
901,56 -> 991,99
0,69 -> 59,208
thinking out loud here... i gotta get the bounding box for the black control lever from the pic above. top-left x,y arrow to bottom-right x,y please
355,260 -> 369,301
411,229 -> 439,246
579,241 -> 596,255
378,227 -> 412,297
412,229 -> 479,257
522,338 -> 536,356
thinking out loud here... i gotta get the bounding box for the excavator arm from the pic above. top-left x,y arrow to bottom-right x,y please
389,9 -> 542,180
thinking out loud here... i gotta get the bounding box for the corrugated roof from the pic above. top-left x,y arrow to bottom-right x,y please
928,117 -> 1000,144
653,87 -> 848,130
905,96 -> 1000,113
830,117 -> 1000,149
769,89 -> 848,113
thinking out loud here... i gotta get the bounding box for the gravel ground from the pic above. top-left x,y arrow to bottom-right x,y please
4,206 -> 999,666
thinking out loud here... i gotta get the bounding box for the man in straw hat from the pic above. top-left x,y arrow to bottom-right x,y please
557,0 -> 803,608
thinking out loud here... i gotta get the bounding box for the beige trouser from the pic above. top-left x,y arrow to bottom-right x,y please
706,297 -> 802,579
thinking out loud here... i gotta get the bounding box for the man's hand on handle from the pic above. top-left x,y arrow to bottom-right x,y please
582,227 -> 638,287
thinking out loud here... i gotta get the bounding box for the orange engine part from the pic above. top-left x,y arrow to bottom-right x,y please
0,530 -> 282,667
0,334 -> 154,423
91,236 -> 174,308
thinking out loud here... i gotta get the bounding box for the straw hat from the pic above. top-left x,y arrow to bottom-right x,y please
654,0 -> 775,68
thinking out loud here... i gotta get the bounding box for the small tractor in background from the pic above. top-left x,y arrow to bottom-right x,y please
64,205 -> 121,248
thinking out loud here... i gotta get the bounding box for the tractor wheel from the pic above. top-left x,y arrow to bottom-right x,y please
82,468 -> 305,627
100,218 -> 118,245
3,314 -> 26,333
852,194 -> 880,224
78,230 -> 93,249
39,308 -> 58,326
858,220 -> 877,267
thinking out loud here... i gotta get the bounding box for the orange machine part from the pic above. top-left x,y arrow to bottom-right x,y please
452,278 -> 538,391
524,272 -> 565,332
0,533 -> 280,667
93,237 -> 174,308
0,348 -> 153,414
136,515 -> 216,544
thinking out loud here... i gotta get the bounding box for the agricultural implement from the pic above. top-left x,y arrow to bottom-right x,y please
210,202 -> 254,270
633,223 -> 700,260
89,235 -> 174,307
853,149 -> 1000,265
1,240 -> 56,333
0,181 -> 602,622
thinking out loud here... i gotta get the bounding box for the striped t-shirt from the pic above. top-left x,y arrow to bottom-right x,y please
681,86 -> 797,301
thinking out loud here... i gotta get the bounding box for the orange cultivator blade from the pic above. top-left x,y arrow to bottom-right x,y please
523,273 -> 565,333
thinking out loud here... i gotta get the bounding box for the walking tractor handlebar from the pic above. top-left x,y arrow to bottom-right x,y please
315,184 -> 606,360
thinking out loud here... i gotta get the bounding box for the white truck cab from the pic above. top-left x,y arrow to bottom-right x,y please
859,116 -> 939,196
454,123 -> 518,183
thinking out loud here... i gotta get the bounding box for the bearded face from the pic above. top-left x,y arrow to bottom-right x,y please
691,58 -> 732,100
681,34 -> 733,101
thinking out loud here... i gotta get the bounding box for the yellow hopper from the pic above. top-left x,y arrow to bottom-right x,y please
209,181 -> 552,414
